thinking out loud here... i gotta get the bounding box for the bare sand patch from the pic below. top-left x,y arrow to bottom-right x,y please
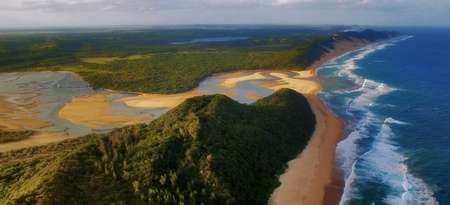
219,72 -> 266,88
264,72 -> 322,94
292,69 -> 315,79
121,90 -> 202,109
0,96 -> 51,130
59,92 -> 153,129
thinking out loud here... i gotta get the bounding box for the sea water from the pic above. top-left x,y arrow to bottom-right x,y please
317,28 -> 450,205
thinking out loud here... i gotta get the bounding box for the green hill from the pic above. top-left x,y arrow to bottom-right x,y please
0,89 -> 315,205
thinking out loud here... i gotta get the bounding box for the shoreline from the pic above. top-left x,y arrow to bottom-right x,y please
269,39 -> 370,205
268,93 -> 344,205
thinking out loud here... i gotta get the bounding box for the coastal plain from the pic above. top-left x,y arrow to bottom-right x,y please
0,27 -> 397,205
0,48 -> 351,205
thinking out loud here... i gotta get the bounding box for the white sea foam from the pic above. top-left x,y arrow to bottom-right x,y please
335,43 -> 396,177
339,118 -> 438,205
339,149 -> 372,205
331,36 -> 410,86
323,36 -> 437,205
385,117 -> 410,125
349,81 -> 394,111
371,119 -> 437,205
337,111 -> 378,174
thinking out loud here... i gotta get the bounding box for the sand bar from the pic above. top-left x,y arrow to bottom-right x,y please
292,70 -> 316,78
266,72 -> 321,94
121,70 -> 321,110
219,72 -> 266,88
121,90 -> 202,109
0,96 -> 51,130
59,92 -> 153,129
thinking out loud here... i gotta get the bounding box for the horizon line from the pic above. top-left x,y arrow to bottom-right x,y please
0,23 -> 448,31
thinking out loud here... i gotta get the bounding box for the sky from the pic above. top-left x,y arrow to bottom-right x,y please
1,0 -> 450,28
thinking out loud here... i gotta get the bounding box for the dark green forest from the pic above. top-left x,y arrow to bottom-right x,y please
0,89 -> 315,205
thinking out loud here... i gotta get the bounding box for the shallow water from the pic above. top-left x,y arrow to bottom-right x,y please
198,71 -> 279,103
0,71 -> 178,137
0,71 -> 94,136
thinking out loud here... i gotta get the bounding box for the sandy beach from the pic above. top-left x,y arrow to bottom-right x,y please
266,69 -> 343,205
269,94 -> 343,205
269,39 -> 370,205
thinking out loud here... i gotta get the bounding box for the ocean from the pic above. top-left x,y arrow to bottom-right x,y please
317,28 -> 450,205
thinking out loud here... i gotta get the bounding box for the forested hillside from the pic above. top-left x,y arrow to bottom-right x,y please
0,89 -> 315,205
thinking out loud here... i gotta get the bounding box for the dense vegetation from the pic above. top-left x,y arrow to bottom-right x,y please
0,130 -> 34,144
0,26 -> 397,93
0,89 -> 315,205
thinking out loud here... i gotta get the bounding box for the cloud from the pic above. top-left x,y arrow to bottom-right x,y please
2,0 -> 444,12
0,0 -> 449,27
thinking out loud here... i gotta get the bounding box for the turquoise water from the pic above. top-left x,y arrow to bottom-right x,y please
318,28 -> 450,205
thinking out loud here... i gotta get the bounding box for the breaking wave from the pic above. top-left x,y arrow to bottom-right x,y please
318,36 -> 438,205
